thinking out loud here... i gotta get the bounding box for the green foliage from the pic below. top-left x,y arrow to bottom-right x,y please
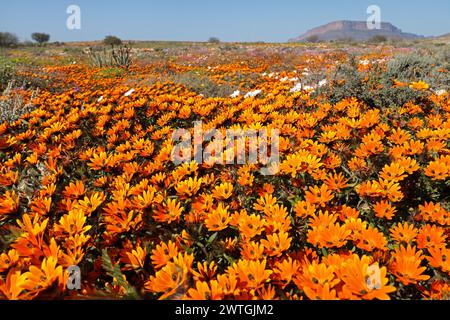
103,35 -> 123,46
0,56 -> 16,90
101,249 -> 140,299
172,71 -> 237,98
208,37 -> 221,44
88,45 -> 133,69
95,67 -> 126,79
0,32 -> 19,47
386,53 -> 435,82
314,55 -> 429,108
0,82 -> 39,123
368,35 -> 388,43
305,35 -> 320,43
31,32 -> 50,45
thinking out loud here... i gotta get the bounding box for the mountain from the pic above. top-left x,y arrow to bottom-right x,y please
436,33 -> 450,39
289,20 -> 424,42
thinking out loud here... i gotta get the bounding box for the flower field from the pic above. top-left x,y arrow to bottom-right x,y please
0,43 -> 449,300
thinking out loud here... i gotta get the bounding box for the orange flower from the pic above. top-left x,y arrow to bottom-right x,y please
175,176 -> 202,197
54,209 -> 91,236
240,241 -> 265,260
228,259 -> 272,290
151,240 -> 179,269
87,151 -> 116,171
390,245 -> 430,285
74,192 -> 106,215
426,247 -> 450,274
192,261 -> 217,282
238,214 -> 265,240
205,203 -> 231,232
0,249 -> 20,272
261,231 -> 291,257
23,257 -> 64,294
145,262 -> 187,299
122,245 -> 147,270
305,184 -> 334,207
273,257 -> 300,287
307,223 -> 350,249
355,227 -> 388,252
418,202 -> 449,225
63,180 -> 85,199
0,270 -> 30,300
416,224 -> 446,250
185,280 -> 223,300
211,182 -> 233,200
217,274 -> 239,296
145,252 -> 193,299
253,193 -> 277,212
373,200 -> 396,220
132,186 -> 157,210
409,81 -> 429,91
154,198 -> 184,224
324,172 -> 348,191
425,156 -> 450,180
294,200 -> 316,219
0,190 -> 19,218
295,261 -> 338,290
339,255 -> 396,300
379,162 -> 407,182
390,222 -> 418,244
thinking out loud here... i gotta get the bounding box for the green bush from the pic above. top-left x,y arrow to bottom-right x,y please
172,71 -> 237,98
386,53 -> 435,82
103,35 -> 123,46
0,82 -> 39,123
368,35 -> 387,43
208,37 -> 221,44
0,32 -> 19,47
314,55 -> 429,108
0,56 -> 16,91
31,33 -> 50,45
88,45 -> 133,69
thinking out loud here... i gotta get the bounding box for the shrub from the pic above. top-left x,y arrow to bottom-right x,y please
314,55 -> 428,108
172,71 -> 237,97
386,53 -> 435,82
31,33 -> 50,45
305,35 -> 320,43
0,57 -> 16,91
0,32 -> 19,47
386,52 -> 449,90
0,82 -> 39,123
88,44 -> 133,69
434,45 -> 450,68
208,37 -> 221,44
368,35 -> 388,43
103,35 -> 123,46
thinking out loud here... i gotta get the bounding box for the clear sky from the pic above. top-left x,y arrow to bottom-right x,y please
1,0 -> 449,42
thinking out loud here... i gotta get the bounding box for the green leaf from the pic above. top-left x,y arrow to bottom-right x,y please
101,249 -> 140,300
207,232 -> 218,244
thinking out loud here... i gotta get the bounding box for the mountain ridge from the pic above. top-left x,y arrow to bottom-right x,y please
289,20 -> 424,42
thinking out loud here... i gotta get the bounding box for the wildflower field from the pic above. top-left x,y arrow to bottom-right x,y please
0,41 -> 449,300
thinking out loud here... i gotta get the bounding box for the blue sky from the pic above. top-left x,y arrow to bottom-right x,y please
1,0 -> 449,42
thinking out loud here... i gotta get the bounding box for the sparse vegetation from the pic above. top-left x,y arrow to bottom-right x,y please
103,35 -> 123,47
31,33 -> 50,45
208,37 -> 221,44
0,32 -> 19,47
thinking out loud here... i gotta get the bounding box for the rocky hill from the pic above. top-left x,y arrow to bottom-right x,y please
289,20 -> 424,42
